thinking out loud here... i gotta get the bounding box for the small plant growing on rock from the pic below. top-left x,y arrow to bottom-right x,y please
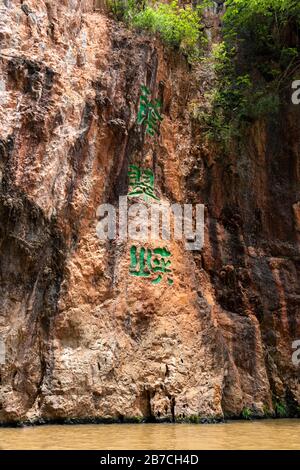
274,401 -> 288,418
241,407 -> 253,420
189,414 -> 201,424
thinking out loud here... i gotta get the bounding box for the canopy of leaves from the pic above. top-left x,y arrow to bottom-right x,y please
223,0 -> 300,51
108,0 -> 210,62
200,0 -> 300,144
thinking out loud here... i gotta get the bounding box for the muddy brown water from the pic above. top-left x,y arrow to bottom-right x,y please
0,419 -> 299,450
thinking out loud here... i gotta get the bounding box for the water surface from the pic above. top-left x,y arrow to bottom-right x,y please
0,420 -> 299,450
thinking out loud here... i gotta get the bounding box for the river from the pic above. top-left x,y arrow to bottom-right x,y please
0,419 -> 299,450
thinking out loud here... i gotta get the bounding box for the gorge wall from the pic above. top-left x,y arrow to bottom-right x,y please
0,0 -> 299,424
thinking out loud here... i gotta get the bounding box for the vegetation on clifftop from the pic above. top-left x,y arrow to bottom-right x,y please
199,0 -> 300,143
108,1 -> 300,144
108,0 -> 211,62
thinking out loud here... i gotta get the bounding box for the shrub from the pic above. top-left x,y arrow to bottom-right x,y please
108,1 -> 210,62
132,1 -> 206,59
189,414 -> 201,423
241,407 -> 253,420
275,401 -> 288,418
197,0 -> 300,143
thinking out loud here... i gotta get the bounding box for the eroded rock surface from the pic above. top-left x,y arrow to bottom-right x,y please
0,1 -> 299,423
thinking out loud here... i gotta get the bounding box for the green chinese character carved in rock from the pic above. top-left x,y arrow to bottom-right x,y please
128,165 -> 159,201
137,85 -> 162,137
129,246 -> 173,285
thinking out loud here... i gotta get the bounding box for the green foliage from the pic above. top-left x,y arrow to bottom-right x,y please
107,0 -> 127,20
189,414 -> 201,424
198,0 -> 300,143
132,1 -> 206,60
127,415 -> 144,423
241,407 -> 253,420
107,1 -> 211,62
274,401 -> 288,417
107,0 -> 142,21
223,0 -> 300,37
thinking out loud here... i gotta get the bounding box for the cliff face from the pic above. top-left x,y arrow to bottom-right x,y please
0,0 -> 299,424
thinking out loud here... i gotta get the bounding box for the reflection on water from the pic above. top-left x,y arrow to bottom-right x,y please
0,420 -> 299,450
